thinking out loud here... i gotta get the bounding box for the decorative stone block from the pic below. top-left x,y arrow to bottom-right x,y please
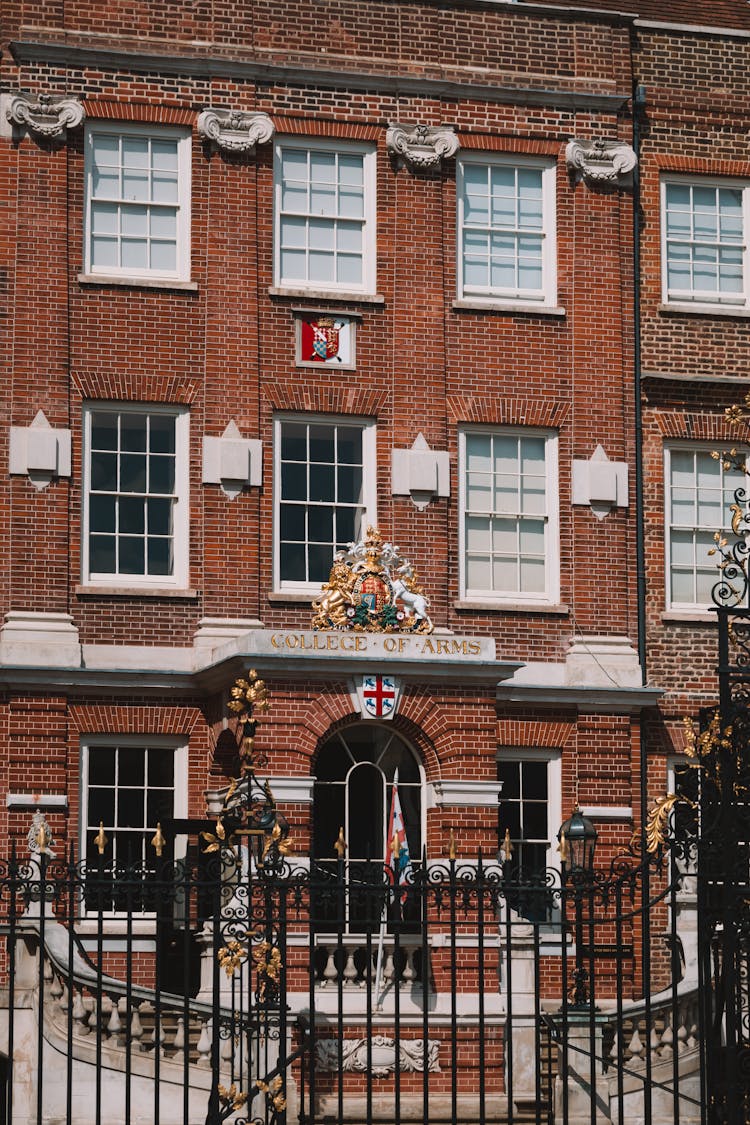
202,421 -> 262,498
391,433 -> 450,509
0,611 -> 81,668
386,123 -> 458,173
315,1036 -> 440,1076
197,108 -> 274,154
564,635 -> 642,688
9,410 -> 72,490
571,444 -> 628,520
565,138 -> 637,192
6,92 -> 84,142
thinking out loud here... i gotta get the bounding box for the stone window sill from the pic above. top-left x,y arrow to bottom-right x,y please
75,585 -> 199,599
78,273 -> 198,291
453,299 -> 566,317
658,301 -> 750,319
661,610 -> 717,624
454,599 -> 569,615
269,287 -> 384,305
267,591 -> 316,604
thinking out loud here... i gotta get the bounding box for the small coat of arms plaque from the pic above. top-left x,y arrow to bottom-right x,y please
295,312 -> 355,368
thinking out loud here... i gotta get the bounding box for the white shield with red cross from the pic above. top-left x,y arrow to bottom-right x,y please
356,674 -> 400,720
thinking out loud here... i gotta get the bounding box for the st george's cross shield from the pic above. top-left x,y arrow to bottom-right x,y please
359,674 -> 399,719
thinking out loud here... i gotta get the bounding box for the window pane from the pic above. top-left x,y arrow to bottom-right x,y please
119,536 -> 145,574
149,455 -> 175,495
89,749 -> 116,786
91,450 -> 118,491
281,463 -> 307,502
120,455 -> 147,493
147,536 -> 173,576
89,536 -> 116,573
90,495 -> 116,533
119,497 -> 145,534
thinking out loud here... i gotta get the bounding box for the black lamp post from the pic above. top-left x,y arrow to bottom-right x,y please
558,807 -> 597,1007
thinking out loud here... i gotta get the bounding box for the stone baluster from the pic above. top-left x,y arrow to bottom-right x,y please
196,1020 -> 212,1068
107,995 -> 122,1043
659,1018 -> 673,1060
130,1002 -> 144,1051
71,988 -> 90,1035
49,971 -> 63,1005
172,1016 -> 185,1062
383,950 -> 395,987
628,1026 -> 644,1066
402,947 -> 416,985
321,948 -> 337,988
342,950 -> 358,987
220,1024 -> 234,1073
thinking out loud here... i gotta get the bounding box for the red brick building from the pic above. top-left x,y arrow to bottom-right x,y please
1,0 -> 748,1120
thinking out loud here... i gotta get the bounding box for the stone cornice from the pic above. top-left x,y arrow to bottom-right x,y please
495,683 -> 663,712
0,628 -> 521,696
9,42 -> 631,112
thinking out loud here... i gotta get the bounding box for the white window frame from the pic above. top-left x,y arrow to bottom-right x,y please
664,442 -> 746,612
458,426 -> 560,605
84,121 -> 191,282
497,748 -> 562,890
80,735 -> 188,919
660,175 -> 750,310
273,136 -> 377,295
273,413 -> 376,595
456,152 -> 557,306
81,402 -> 190,590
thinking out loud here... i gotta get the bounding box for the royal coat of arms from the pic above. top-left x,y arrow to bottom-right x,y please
311,527 -> 433,634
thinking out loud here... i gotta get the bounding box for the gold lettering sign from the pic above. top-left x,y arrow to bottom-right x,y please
267,632 -> 484,659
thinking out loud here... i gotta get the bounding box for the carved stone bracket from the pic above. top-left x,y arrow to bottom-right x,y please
6,92 -> 85,142
197,108 -> 275,154
316,1037 -> 440,1077
386,123 -> 458,173
565,138 -> 637,192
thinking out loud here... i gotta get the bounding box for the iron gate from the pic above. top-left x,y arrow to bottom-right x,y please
0,818 -> 705,1125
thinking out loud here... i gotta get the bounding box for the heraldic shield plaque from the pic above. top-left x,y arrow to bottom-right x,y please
312,527 -> 433,634
296,313 -> 355,368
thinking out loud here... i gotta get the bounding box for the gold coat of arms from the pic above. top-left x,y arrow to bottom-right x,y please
312,527 -> 433,634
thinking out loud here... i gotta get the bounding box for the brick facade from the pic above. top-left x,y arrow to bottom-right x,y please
1,0 -> 746,1023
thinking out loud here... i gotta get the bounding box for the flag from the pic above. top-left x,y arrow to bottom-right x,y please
386,769 -> 412,906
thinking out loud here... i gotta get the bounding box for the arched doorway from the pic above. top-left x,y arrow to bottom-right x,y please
312,721 -> 424,932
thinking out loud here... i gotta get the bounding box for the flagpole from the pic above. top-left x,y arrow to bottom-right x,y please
374,769 -> 398,1009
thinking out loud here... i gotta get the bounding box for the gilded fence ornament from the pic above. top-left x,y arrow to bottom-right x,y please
217,939 -> 247,977
645,793 -> 696,854
256,1075 -> 286,1113
217,1083 -> 247,1111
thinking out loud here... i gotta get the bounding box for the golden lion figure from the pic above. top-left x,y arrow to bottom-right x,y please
311,559 -> 352,629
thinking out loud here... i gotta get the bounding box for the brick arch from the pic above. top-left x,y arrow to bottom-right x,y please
653,409 -> 738,443
71,372 -> 200,405
69,703 -> 202,736
310,711 -> 440,783
264,383 -> 388,417
496,717 -> 576,748
447,395 -> 570,430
